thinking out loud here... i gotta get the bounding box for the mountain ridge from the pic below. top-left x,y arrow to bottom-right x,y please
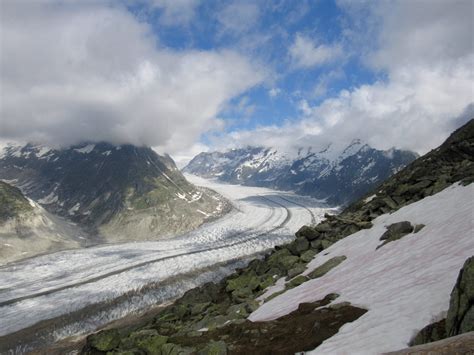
0,142 -> 228,248
184,140 -> 418,205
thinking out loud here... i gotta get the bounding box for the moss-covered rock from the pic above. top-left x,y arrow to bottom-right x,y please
287,275 -> 309,289
377,221 -> 414,249
191,302 -> 211,316
287,237 -> 310,256
226,272 -> 260,293
160,343 -> 193,355
129,330 -> 169,355
286,264 -> 307,279
295,225 -> 321,241
300,249 -> 316,263
87,329 -> 121,351
197,340 -> 227,355
410,319 -> 446,346
446,256 -> 474,336
308,256 -> 347,279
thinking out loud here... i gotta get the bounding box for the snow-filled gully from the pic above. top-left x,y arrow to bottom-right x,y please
0,176 -> 330,352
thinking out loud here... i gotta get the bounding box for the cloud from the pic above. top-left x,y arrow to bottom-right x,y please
268,88 -> 281,98
0,0 -> 264,154
312,69 -> 345,97
217,2 -> 260,36
149,0 -> 200,25
210,0 -> 473,155
289,34 -> 343,68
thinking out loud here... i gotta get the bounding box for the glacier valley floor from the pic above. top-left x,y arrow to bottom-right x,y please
0,175 -> 332,352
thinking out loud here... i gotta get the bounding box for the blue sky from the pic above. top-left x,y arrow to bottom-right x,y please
0,0 -> 472,163
131,0 -> 377,132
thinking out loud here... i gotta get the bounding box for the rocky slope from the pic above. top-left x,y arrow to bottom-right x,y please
184,140 -> 417,205
0,181 -> 86,264
410,256 -> 474,346
0,143 -> 228,244
82,119 -> 473,354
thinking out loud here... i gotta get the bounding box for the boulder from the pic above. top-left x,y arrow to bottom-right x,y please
131,330 -> 169,355
87,329 -> 121,352
446,257 -> 474,336
287,264 -> 307,279
191,302 -> 211,316
315,223 -> 331,233
295,225 -> 320,241
288,237 -> 310,256
226,303 -> 249,319
226,272 -> 260,292
308,256 -> 347,279
311,239 -> 333,251
411,319 -> 447,346
268,249 -> 300,271
300,250 -> 317,263
160,343 -> 193,355
380,221 -> 414,241
413,224 -> 426,233
287,275 -> 309,289
198,340 -> 227,355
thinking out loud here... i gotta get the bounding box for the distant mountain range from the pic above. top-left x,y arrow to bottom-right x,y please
0,142 -> 227,263
184,139 -> 418,205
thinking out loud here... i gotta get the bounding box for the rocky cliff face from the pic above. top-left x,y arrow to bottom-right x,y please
446,257 -> 474,336
0,143 -> 227,243
184,140 -> 417,206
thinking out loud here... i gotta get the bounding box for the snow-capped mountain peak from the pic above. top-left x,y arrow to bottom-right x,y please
184,140 -> 418,205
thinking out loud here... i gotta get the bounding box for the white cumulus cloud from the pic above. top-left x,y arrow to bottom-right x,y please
0,0 -> 264,154
210,0 -> 473,156
289,34 -> 343,69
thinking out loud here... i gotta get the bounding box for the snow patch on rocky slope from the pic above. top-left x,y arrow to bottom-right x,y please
249,183 -> 474,354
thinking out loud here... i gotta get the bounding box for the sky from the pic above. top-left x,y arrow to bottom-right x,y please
0,0 -> 473,165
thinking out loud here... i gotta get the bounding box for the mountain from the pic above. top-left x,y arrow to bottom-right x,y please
0,181 -> 86,264
83,120 -> 473,354
0,142 -> 227,244
183,140 -> 418,205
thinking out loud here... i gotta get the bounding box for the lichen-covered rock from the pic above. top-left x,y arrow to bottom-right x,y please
308,256 -> 347,279
287,275 -> 309,289
197,340 -> 227,355
446,256 -> 474,336
226,303 -> 249,319
160,343 -> 193,355
300,249 -> 316,263
295,225 -> 320,241
377,221 -> 414,249
287,264 -> 307,279
129,330 -> 169,355
87,329 -> 121,352
226,272 -> 260,292
287,237 -> 310,256
410,319 -> 446,346
380,221 -> 414,241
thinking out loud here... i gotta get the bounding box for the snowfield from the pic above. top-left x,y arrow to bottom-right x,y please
0,175 -> 331,346
249,183 -> 474,354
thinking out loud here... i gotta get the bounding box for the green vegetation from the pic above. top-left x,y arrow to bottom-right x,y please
0,181 -> 32,223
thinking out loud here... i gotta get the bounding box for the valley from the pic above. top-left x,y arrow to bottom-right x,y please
0,176 -> 331,353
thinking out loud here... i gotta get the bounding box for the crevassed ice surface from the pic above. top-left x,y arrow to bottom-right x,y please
0,174 -> 331,338
249,183 -> 474,354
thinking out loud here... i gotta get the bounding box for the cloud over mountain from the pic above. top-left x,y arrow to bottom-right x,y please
0,0 -> 263,153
